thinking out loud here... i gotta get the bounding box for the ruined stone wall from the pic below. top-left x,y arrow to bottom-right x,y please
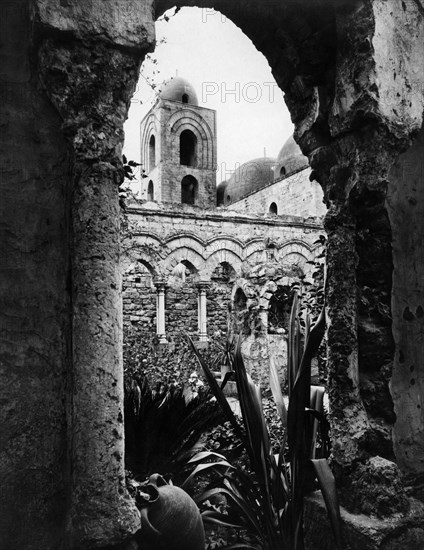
3,0 -> 424,548
156,0 -> 424,528
123,264 -> 232,361
0,4 -> 71,548
1,1 -> 156,549
207,281 -> 233,337
123,264 -> 157,334
230,167 -> 327,218
123,201 -> 322,281
122,202 -> 322,358
388,125 -> 424,477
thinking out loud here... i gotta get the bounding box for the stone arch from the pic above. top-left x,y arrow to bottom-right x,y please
11,3 -> 424,547
165,233 -> 206,257
279,239 -> 315,262
125,260 -> 156,294
121,235 -> 164,271
136,257 -> 157,277
205,236 -> 244,262
162,247 -> 205,278
168,111 -> 215,169
231,279 -> 257,302
279,252 -> 308,277
168,258 -> 199,286
140,113 -> 158,171
206,249 -> 242,278
210,261 -> 237,282
125,232 -> 164,257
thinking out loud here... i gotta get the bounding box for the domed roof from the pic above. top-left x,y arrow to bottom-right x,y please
223,157 -> 277,205
159,77 -> 199,106
274,135 -> 308,180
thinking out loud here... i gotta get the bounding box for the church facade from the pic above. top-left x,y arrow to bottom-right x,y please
122,77 -> 326,356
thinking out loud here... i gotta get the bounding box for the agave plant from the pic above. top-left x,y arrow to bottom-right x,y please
186,291 -> 342,550
124,376 -> 224,482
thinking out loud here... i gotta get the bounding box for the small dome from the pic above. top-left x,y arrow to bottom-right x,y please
223,157 -> 277,205
274,135 -> 308,180
159,77 -> 199,106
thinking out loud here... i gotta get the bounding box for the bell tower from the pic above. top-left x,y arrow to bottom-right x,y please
140,77 -> 217,208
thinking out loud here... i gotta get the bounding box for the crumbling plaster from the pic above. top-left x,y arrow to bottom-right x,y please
1,0 -> 424,548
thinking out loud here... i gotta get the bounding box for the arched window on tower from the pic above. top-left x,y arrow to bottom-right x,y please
149,135 -> 156,172
269,202 -> 278,215
182,93 -> 189,103
147,180 -> 154,201
280,166 -> 286,178
181,175 -> 198,205
180,130 -> 197,167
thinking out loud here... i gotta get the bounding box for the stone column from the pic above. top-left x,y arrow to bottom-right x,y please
154,278 -> 168,344
197,282 -> 209,343
37,38 -> 147,549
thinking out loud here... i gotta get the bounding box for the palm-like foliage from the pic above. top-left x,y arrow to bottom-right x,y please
124,377 -> 224,481
186,292 -> 342,550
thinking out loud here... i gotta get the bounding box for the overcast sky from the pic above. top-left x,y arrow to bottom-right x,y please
123,7 -> 293,187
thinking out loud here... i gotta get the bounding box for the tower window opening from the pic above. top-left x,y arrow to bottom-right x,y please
149,135 -> 156,172
180,130 -> 197,167
182,93 -> 189,103
269,202 -> 278,215
147,180 -> 154,201
181,175 -> 198,205
280,166 -> 286,177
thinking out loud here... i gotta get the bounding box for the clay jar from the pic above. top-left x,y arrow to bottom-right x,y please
137,474 -> 205,550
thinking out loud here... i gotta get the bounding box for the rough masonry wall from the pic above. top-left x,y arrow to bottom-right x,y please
230,167 -> 327,218
207,280 -> 234,337
122,203 -> 322,395
0,3 -> 71,548
3,0 -> 424,548
388,126 -> 424,477
123,202 -> 323,282
0,1 -> 157,548
154,0 -> 424,519
123,272 -> 232,356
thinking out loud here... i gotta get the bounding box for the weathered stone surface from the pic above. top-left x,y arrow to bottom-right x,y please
0,2 -> 70,549
2,0 -> 424,548
34,0 -> 155,51
122,203 -> 322,387
347,457 -> 409,518
305,492 -> 424,550
388,125 -> 424,476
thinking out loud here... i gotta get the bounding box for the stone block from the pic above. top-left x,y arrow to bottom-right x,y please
304,492 -> 424,550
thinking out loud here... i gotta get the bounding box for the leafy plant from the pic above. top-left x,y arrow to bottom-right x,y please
124,375 -> 224,483
185,291 -> 342,550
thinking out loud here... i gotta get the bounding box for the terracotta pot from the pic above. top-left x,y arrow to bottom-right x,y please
138,474 -> 205,550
